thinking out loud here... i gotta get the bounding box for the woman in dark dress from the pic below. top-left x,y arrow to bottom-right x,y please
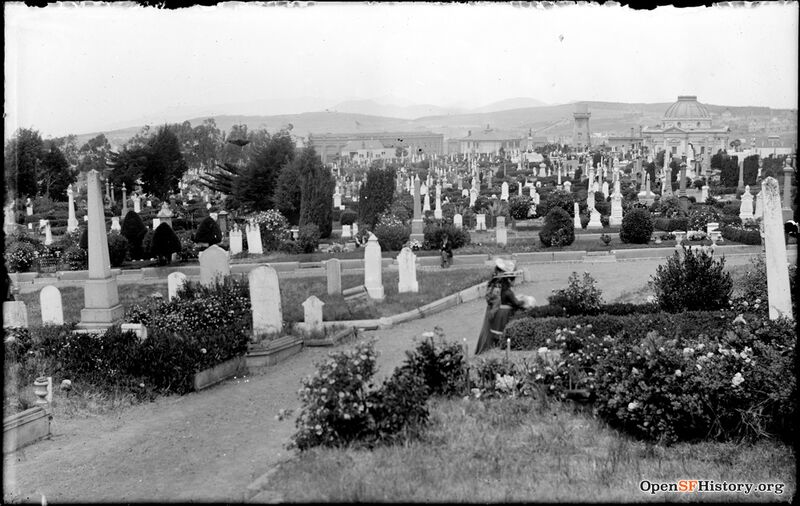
440,235 -> 453,268
474,258 -> 527,355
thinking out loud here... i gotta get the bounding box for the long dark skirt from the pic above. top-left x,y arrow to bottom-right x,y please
474,306 -> 513,355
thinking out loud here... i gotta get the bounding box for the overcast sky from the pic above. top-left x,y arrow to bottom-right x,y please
5,1 -> 798,139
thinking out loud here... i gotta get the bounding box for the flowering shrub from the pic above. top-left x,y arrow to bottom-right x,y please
127,277 -> 251,334
297,224 -> 321,253
399,333 -> 467,397
650,247 -> 733,313
720,223 -> 761,245
422,223 -> 470,250
5,241 -> 39,272
687,206 -> 721,231
246,209 -> 291,251
547,272 -> 604,316
539,207 -> 575,247
374,213 -> 410,251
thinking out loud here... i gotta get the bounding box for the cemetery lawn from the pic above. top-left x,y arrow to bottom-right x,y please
16,269 -> 490,327
262,395 -> 796,502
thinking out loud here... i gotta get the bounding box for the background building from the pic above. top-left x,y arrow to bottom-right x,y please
572,103 -> 591,148
641,95 -> 730,158
308,131 -> 444,163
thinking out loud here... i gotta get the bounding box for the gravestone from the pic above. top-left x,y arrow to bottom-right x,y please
79,169 -> 124,330
469,188 -> 478,207
476,213 -> 486,231
152,218 -> 160,230
302,296 -> 325,332
246,222 -> 263,255
573,202 -> 582,229
157,202 -> 173,228
461,189 -> 469,198
198,244 -> 230,286
423,193 -> 431,212
111,216 -> 121,232
132,194 -> 141,213
397,247 -> 419,293
3,201 -> 15,235
121,183 -> 129,217
326,258 -> 342,295
352,223 -> 359,237
341,224 -> 352,239
454,213 -> 463,229
43,221 -> 54,245
40,286 -> 64,326
333,192 -> 342,209
67,184 -> 79,233
700,185 -> 709,202
3,301 -> 28,328
229,228 -> 243,255
363,233 -> 384,300
739,186 -> 754,222
609,193 -> 623,226
168,272 -> 188,300
586,191 -> 602,229
496,216 -> 507,246
563,181 -> 572,193
761,177 -> 793,320
249,265 -> 283,335
500,182 -> 509,201
217,211 -> 228,236
26,198 -> 33,216
754,191 -> 763,221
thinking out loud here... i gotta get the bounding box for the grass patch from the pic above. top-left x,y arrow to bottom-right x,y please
265,396 -> 796,502
17,269 -> 490,326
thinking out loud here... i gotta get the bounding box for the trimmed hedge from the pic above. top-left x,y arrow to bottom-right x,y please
720,225 -> 761,245
506,311 -> 730,351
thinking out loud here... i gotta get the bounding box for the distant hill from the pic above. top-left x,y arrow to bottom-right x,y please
74,100 -> 797,149
470,97 -> 549,113
330,99 -> 466,119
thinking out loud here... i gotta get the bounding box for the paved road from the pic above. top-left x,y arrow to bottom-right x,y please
2,254 -> 766,503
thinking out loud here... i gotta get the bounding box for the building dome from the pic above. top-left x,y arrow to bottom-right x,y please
663,96 -> 711,119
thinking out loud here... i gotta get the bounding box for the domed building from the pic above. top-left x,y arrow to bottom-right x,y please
642,95 -> 730,161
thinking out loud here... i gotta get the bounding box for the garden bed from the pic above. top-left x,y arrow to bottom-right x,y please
246,336 -> 304,371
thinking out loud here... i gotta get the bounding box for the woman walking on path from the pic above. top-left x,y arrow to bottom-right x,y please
474,258 -> 531,355
440,235 -> 453,268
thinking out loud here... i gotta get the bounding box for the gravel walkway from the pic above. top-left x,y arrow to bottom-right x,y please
2,255 -> 764,503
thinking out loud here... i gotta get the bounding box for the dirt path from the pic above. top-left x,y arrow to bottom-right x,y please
2,256 -> 759,503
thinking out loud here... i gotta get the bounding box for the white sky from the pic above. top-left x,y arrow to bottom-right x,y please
5,1 -> 799,139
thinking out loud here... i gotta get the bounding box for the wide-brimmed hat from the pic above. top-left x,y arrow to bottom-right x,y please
493,258 -> 521,278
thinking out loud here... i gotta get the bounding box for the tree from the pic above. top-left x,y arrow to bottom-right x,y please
4,128 -> 44,198
358,166 -> 396,229
50,135 -> 80,168
141,125 -> 188,199
121,210 -> 147,260
238,130 -> 296,211
77,134 -> 112,173
106,146 -> 148,193
39,142 -> 75,201
193,216 -> 222,246
273,158 -> 303,225
297,147 -> 335,238
743,155 -> 760,186
151,222 -> 181,265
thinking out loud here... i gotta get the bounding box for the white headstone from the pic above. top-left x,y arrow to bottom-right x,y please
609,193 -> 623,227
574,202 -> 582,229
3,301 -> 28,328
454,213 -> 463,229
39,286 -> 64,326
167,272 -> 188,301
110,216 -> 121,232
229,228 -> 243,255
496,216 -> 507,246
700,185 -> 709,202
44,221 -> 53,246
152,218 -> 160,230
500,182 -> 509,201
469,188 -> 478,207
739,186 -> 755,222
326,258 -> 342,295
706,222 -> 720,234
397,247 -> 419,293
67,184 -> 79,233
246,223 -> 263,255
249,265 -> 283,335
563,181 -> 572,193
352,223 -> 359,237
333,193 -> 342,208
198,244 -> 230,286
476,213 -> 487,231
423,193 -> 431,212
364,233 -> 385,300
132,194 -> 141,213
461,189 -> 469,198
302,295 -> 325,332
341,224 -> 352,239
754,190 -> 763,220
761,177 -> 793,320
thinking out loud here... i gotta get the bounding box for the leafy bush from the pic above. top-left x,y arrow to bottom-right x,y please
365,365 -> 430,445
687,206 -> 721,231
247,210 -> 291,251
126,277 -> 251,334
297,224 -> 321,253
508,195 -> 533,220
650,247 -> 733,313
5,241 -> 38,273
619,208 -> 653,244
538,207 -> 575,247
373,214 -> 410,251
340,209 -> 358,226
720,224 -> 761,245
399,334 -> 467,397
107,232 -> 129,267
121,211 -> 147,260
151,222 -> 181,265
177,230 -> 200,262
537,189 -> 574,218
652,217 -> 689,232
547,272 -> 604,316
62,245 -> 88,270
141,229 -> 155,259
422,223 -> 471,250
193,216 -> 222,246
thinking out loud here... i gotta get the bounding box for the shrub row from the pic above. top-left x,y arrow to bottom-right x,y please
720,225 -> 761,245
